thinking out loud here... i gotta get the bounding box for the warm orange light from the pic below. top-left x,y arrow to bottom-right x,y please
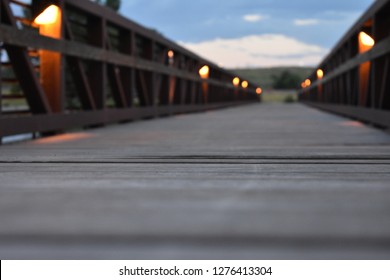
199,65 -> 210,79
34,5 -> 60,25
34,133 -> 93,144
301,82 -> 306,88
256,87 -> 262,95
242,81 -> 248,89
317,69 -> 324,79
359,31 -> 375,48
232,77 -> 240,87
167,50 -> 174,58
304,79 -> 311,87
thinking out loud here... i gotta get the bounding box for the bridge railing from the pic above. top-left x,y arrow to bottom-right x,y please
298,0 -> 390,129
0,0 -> 260,140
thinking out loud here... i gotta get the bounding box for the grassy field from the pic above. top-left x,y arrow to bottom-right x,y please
260,89 -> 298,103
230,66 -> 314,89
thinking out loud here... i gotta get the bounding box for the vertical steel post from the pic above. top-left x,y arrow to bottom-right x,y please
88,16 -> 106,109
37,2 -> 64,113
119,29 -> 133,108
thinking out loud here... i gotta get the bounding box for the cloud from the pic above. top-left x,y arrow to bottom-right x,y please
179,34 -> 328,68
294,19 -> 320,26
243,14 -> 267,22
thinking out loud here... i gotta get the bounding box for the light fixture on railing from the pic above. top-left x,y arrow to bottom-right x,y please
304,79 -> 311,87
34,5 -> 60,25
256,87 -> 262,95
358,31 -> 374,106
167,50 -> 174,65
232,77 -> 240,87
317,69 -> 324,79
199,65 -> 210,103
241,80 -> 248,89
317,69 -> 324,100
32,2 -> 62,112
359,31 -> 375,48
199,65 -> 210,79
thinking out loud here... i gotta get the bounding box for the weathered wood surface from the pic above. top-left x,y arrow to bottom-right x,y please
1,103 -> 390,259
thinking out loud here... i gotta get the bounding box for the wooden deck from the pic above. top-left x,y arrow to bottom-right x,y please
1,103 -> 390,259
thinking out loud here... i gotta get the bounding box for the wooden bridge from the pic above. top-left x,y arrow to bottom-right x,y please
0,0 -> 389,259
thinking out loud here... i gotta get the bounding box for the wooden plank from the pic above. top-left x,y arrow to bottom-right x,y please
0,162 -> 389,240
0,103 -> 390,259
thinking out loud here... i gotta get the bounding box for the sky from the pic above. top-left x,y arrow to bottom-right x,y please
119,0 -> 375,68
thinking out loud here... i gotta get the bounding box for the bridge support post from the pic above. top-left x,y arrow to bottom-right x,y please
36,1 -> 64,113
88,16 -> 106,110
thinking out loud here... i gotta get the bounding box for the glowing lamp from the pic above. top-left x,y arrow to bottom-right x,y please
232,77 -> 240,87
317,69 -> 324,79
167,50 -> 174,58
359,32 -> 375,48
256,88 -> 262,95
358,32 -> 374,105
199,65 -> 210,79
33,4 -> 63,112
34,5 -> 60,25
241,81 -> 248,89
301,82 -> 306,89
304,79 -> 311,87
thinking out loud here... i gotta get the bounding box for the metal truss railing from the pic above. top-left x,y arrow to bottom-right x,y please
0,0 -> 261,139
298,0 -> 390,129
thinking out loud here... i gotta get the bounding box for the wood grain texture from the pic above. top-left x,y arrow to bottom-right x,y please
1,103 -> 390,259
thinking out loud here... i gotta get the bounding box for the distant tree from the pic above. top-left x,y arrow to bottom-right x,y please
92,0 -> 121,12
272,70 -> 301,89
105,0 -> 121,11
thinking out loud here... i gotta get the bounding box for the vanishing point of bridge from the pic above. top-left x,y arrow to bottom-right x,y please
0,0 -> 390,259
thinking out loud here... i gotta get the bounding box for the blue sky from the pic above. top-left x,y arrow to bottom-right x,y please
119,0 -> 374,68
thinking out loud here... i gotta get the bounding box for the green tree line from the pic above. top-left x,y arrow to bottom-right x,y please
271,70 -> 302,90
